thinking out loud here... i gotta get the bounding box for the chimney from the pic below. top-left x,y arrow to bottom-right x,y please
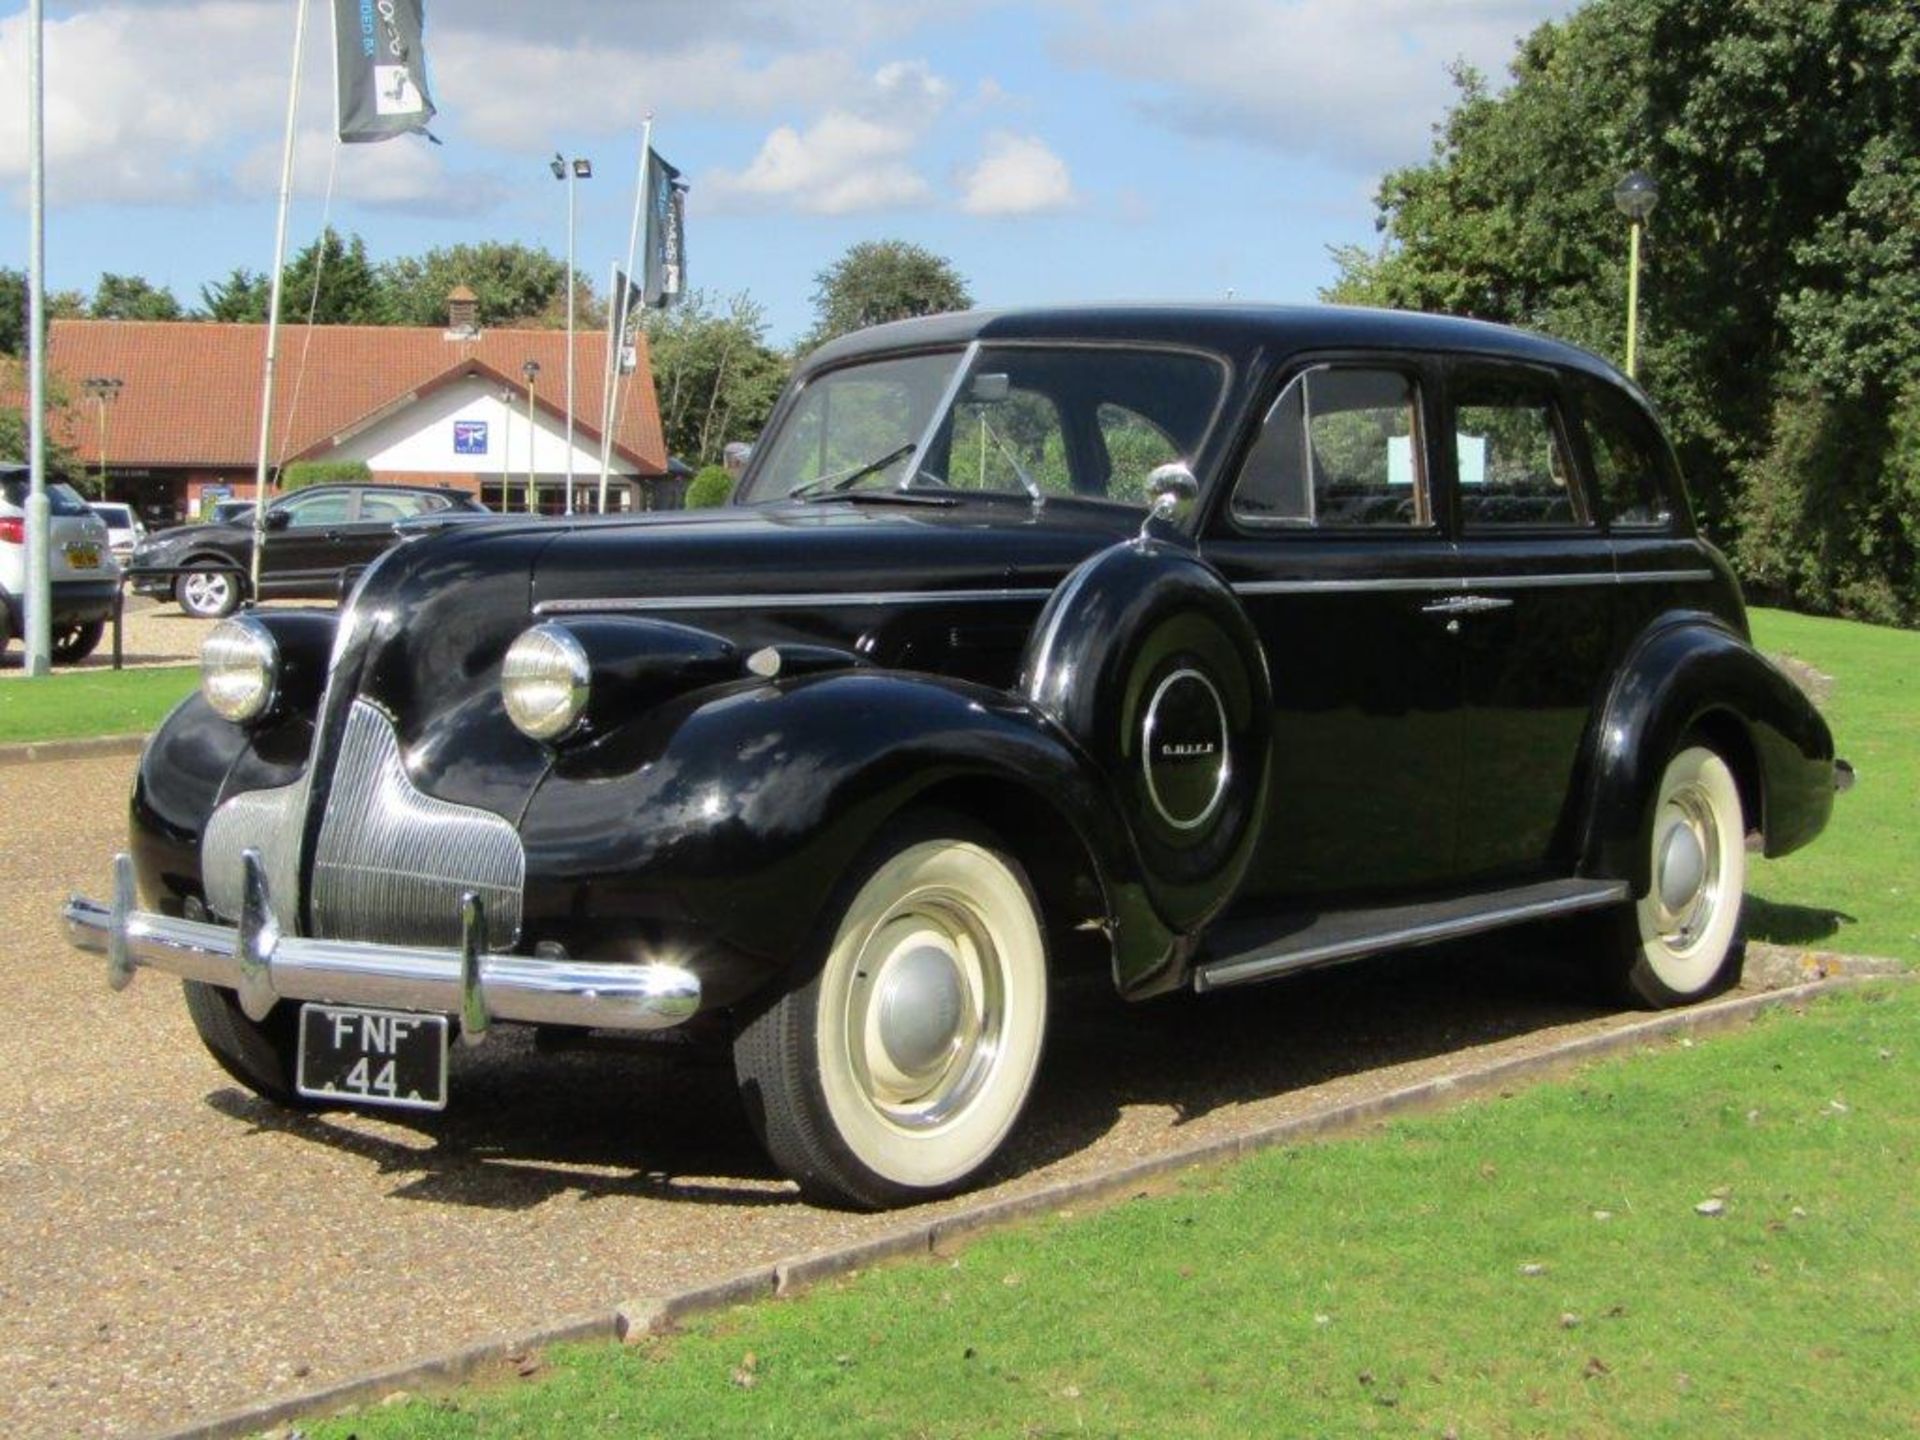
446,285 -> 479,338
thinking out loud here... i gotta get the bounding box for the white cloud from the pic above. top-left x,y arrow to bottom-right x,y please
960,132 -> 1074,215
703,60 -> 953,215
1054,0 -> 1573,170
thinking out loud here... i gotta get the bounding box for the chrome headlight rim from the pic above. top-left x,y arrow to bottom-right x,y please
200,614 -> 280,724
502,622 -> 592,743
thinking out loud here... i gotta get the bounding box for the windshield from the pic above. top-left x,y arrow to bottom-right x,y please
737,344 -> 1228,508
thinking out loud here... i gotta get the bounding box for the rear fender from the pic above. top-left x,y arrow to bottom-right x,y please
1580,614 -> 1836,890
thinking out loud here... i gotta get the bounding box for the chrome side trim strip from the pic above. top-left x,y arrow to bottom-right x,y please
1233,568 -> 1713,597
1192,881 -> 1630,993
1233,576 -> 1465,596
535,587 -> 1055,616
66,851 -> 700,1033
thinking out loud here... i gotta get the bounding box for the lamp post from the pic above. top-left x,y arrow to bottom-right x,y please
82,376 -> 123,492
1613,169 -> 1659,379
551,153 -> 592,515
521,359 -> 542,514
498,385 -> 514,512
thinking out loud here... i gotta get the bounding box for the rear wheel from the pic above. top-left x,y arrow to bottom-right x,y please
734,818 -> 1049,1209
51,620 -> 103,664
177,564 -> 241,619
183,980 -> 312,1106
1605,743 -> 1747,1007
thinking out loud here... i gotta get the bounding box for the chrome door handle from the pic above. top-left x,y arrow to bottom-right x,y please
1421,594 -> 1513,616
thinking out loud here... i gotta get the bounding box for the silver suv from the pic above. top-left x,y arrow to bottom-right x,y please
1,463 -> 117,664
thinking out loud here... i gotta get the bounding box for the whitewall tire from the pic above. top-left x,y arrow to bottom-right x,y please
735,819 -> 1049,1209
1614,744 -> 1747,1006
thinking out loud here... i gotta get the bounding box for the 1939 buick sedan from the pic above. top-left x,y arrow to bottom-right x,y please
66,305 -> 1848,1209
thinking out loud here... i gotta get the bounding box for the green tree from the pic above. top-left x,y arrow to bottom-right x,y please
683,464 -> 733,509
645,290 -> 789,467
0,268 -> 22,354
1328,0 -> 1920,623
279,228 -> 384,325
0,409 -> 90,493
89,273 -> 183,321
805,240 -> 972,349
376,241 -> 571,327
197,267 -> 271,323
280,459 -> 373,490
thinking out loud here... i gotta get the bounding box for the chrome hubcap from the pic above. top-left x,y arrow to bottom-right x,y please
847,894 -> 1001,1130
1653,784 -> 1720,950
184,573 -> 231,611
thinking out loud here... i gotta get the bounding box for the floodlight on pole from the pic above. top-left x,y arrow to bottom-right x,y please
83,377 -> 124,491
522,360 -> 542,514
552,153 -> 592,514
1613,170 -> 1659,379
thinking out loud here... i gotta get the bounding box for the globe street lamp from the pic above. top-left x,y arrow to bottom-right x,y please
551,153 -> 592,514
81,375 -> 124,492
1613,170 -> 1659,379
521,359 -> 542,515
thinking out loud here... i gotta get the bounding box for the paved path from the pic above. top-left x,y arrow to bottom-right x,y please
0,752 -> 1849,1437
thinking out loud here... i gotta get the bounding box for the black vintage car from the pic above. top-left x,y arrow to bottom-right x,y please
130,483 -> 488,618
67,306 -> 1846,1209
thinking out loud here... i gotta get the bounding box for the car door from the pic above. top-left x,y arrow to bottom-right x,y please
1441,362 -> 1617,883
341,489 -> 435,574
261,488 -> 357,595
1202,356 -> 1465,903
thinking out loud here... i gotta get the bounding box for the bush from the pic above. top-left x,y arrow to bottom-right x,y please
279,460 -> 372,490
684,465 -> 732,509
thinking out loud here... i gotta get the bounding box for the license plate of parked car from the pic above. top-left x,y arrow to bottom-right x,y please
295,1004 -> 448,1111
64,543 -> 100,569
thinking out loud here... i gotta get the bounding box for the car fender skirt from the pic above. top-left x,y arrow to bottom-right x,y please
1581,617 -> 1837,890
517,670 -> 1182,999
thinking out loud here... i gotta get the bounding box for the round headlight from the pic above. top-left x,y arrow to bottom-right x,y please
502,623 -> 591,741
201,616 -> 279,723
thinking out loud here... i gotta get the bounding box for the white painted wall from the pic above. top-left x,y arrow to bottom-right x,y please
324,375 -> 635,479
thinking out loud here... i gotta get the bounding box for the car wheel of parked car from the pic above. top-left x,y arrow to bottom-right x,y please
50,620 -> 103,664
182,979 -> 314,1107
1609,743 -> 1747,1007
734,817 -> 1049,1210
177,564 -> 241,619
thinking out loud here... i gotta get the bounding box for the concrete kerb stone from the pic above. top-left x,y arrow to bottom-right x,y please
147,970 -> 1907,1440
0,732 -> 148,767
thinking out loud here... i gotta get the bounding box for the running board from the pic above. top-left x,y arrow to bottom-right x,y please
1191,878 -> 1631,994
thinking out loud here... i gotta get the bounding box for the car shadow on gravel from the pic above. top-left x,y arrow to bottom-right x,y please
200,923 -> 1621,1212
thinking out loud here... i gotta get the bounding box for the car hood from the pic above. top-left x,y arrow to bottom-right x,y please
140,521 -> 247,550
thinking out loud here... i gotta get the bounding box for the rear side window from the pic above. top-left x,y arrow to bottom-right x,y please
1583,391 -> 1675,529
1232,367 -> 1428,528
2,479 -> 92,515
359,492 -> 433,522
1453,375 -> 1588,529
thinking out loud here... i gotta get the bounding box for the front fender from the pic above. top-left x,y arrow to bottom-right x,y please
1581,614 -> 1836,890
517,669 -> 1177,1005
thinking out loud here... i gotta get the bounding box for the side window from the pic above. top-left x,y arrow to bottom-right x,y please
947,388 -> 1070,496
277,492 -> 354,528
1453,376 -> 1588,529
1583,392 -> 1675,530
360,492 -> 431,522
1232,367 -> 1427,528
1097,403 -> 1180,505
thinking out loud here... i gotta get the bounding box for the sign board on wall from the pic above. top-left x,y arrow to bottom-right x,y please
454,420 -> 489,456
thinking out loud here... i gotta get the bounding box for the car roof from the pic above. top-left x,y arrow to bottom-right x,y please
803,302 -> 1635,393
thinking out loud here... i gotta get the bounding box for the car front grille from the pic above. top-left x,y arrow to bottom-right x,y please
201,699 -> 524,950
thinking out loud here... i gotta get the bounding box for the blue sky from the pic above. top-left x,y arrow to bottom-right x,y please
1,1 -> 1573,347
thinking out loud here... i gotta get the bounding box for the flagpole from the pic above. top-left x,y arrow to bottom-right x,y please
599,112 -> 653,515
250,0 -> 312,595
595,258 -> 620,513
22,0 -> 50,675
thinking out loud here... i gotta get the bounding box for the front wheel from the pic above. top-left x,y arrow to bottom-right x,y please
183,979 -> 311,1106
177,564 -> 241,619
51,620 -> 103,664
1606,744 -> 1748,1007
734,821 -> 1050,1210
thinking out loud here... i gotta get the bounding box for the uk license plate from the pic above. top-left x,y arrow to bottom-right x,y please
295,1004 -> 449,1111
65,543 -> 100,569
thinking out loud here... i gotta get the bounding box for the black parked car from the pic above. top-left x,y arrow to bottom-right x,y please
67,306 -> 1846,1209
131,483 -> 488,618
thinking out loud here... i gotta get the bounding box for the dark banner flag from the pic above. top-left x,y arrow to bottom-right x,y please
609,268 -> 645,374
333,0 -> 438,143
644,150 -> 687,308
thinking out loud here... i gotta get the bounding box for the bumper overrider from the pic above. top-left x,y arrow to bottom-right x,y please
64,851 -> 701,1037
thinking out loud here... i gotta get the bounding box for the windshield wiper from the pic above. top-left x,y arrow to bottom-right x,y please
788,442 -> 917,499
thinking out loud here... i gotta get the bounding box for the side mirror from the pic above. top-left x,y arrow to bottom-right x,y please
968,372 -> 1012,404
264,510 -> 292,532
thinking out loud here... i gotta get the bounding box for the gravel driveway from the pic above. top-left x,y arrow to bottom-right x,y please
0,752 -> 1838,1437
0,597 -> 327,677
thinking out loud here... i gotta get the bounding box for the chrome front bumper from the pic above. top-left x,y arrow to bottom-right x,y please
65,851 -> 700,1037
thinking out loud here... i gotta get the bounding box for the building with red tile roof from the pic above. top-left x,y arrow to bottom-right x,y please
14,306 -> 671,525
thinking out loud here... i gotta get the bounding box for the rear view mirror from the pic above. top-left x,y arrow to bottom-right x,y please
264,510 -> 292,532
969,373 -> 1011,404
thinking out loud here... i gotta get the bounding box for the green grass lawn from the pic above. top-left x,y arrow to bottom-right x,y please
0,665 -> 195,744
311,982 -> 1918,1439
1747,609 -> 1919,961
